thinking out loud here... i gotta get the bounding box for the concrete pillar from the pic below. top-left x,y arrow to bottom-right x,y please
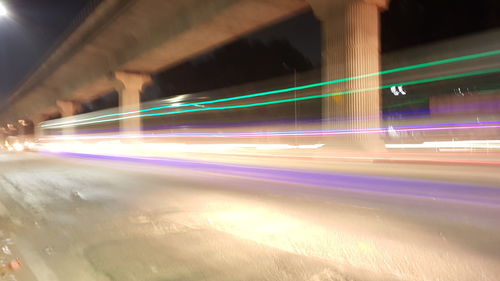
56,100 -> 81,135
308,0 -> 389,150
30,114 -> 49,138
114,72 -> 151,134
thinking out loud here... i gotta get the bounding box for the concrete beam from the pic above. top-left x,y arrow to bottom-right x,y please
0,0 -> 308,123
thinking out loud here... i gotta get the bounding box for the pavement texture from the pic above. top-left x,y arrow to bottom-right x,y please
0,152 -> 499,281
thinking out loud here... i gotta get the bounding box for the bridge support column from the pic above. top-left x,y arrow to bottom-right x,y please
30,115 -> 49,138
308,0 -> 388,150
56,100 -> 81,135
114,72 -> 151,134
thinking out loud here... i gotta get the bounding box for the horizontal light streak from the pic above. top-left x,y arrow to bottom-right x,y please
39,121 -> 500,141
42,68 -> 500,129
387,140 -> 500,150
45,151 -> 500,206
41,49 -> 500,129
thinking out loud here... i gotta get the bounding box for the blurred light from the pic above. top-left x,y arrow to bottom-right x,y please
397,86 -> 407,95
24,141 -> 36,150
391,86 -> 407,96
12,142 -> 24,152
164,95 -> 189,103
387,126 -> 398,137
37,142 -> 325,156
385,97 -> 428,109
0,2 -> 8,17
42,67 -> 500,129
41,49 -> 500,129
390,86 -> 399,96
386,140 -> 500,150
38,120 -> 500,142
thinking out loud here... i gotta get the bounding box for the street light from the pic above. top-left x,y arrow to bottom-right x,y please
0,2 -> 8,18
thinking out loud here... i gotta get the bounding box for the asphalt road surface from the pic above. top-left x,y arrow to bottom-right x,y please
0,152 -> 499,281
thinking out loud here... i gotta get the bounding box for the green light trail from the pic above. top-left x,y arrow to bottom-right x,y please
49,68 -> 500,129
384,98 -> 428,110
42,49 -> 500,128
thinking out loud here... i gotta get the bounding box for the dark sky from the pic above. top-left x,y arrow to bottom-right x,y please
248,12 -> 321,66
250,0 -> 500,65
1,0 -> 499,100
382,0 -> 500,52
0,0 -> 90,97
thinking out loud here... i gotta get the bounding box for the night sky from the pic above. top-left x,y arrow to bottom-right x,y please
0,0 -> 89,97
1,0 -> 499,100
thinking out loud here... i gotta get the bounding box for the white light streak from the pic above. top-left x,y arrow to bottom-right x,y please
386,140 -> 500,150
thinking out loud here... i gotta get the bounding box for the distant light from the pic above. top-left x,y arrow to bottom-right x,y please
397,86 -> 407,95
386,139 -> 500,150
25,142 -> 36,150
13,142 -> 24,152
0,2 -> 8,17
391,85 -> 407,96
164,94 -> 188,103
390,86 -> 399,96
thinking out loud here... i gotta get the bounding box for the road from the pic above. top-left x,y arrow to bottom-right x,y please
0,152 -> 499,281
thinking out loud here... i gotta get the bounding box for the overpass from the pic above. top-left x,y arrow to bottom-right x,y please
0,0 -> 389,140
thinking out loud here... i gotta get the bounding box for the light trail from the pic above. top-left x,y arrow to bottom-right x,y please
384,97 -> 429,109
385,85 -> 500,110
41,49 -> 500,129
43,67 -> 500,129
40,120 -> 500,141
46,151 -> 500,206
386,140 -> 500,149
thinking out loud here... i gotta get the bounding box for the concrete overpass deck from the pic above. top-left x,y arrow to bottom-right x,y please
1,0 -> 308,122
